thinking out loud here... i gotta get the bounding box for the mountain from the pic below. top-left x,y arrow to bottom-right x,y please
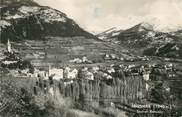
98,22 -> 182,59
118,23 -> 167,47
96,27 -> 123,42
118,23 -> 182,58
146,29 -> 182,58
0,0 -> 95,43
143,43 -> 182,58
0,0 -> 130,68
174,30 -> 182,37
177,30 -> 182,34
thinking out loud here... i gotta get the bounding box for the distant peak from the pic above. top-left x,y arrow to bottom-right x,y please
133,22 -> 154,32
128,22 -> 154,32
139,22 -> 154,30
129,19 -> 182,33
143,18 -> 182,33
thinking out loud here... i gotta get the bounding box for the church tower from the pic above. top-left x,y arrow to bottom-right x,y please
7,39 -> 12,53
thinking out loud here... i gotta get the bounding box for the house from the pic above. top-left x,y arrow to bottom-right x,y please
107,68 -> 115,74
82,56 -> 88,62
2,60 -> 18,65
82,56 -> 92,64
85,71 -> 94,80
110,54 -> 117,59
34,69 -> 49,79
164,63 -> 173,71
128,64 -> 135,69
145,83 -> 149,91
104,54 -> 110,60
103,72 -> 112,79
104,54 -> 118,60
64,67 -> 78,79
79,67 -> 94,80
69,56 -> 92,64
143,72 -> 150,81
49,68 -> 64,80
69,58 -> 82,64
120,57 -> 124,61
64,80 -> 74,86
48,87 -> 54,96
92,66 -> 100,73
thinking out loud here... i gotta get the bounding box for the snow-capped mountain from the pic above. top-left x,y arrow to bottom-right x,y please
118,23 -> 169,47
96,27 -> 123,43
143,18 -> 182,33
96,22 -> 180,59
95,22 -> 182,58
117,22 -> 182,58
0,0 -> 129,65
0,0 -> 95,43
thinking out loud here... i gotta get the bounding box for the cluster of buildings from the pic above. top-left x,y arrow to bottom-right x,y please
0,40 -> 177,106
1,40 -> 175,89
33,66 -> 95,81
0,40 -> 95,81
69,56 -> 92,64
104,53 -> 120,60
104,53 -> 150,62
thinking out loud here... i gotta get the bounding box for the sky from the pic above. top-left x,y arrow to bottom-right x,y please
35,0 -> 182,33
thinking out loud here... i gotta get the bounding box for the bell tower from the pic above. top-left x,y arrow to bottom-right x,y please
7,39 -> 12,53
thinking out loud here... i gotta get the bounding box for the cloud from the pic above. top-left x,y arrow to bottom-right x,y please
35,0 -> 182,33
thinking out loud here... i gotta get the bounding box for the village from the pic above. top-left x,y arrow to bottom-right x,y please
1,0 -> 182,116
0,40 -> 181,117
0,40 -> 176,92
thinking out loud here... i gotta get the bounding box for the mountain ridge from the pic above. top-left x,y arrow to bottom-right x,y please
119,23 -> 182,58
96,22 -> 182,59
0,0 -> 96,43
